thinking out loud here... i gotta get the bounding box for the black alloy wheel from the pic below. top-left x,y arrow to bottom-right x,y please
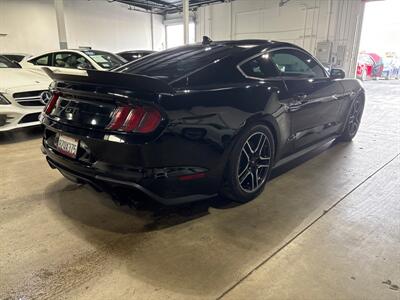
339,96 -> 365,141
221,124 -> 275,203
237,132 -> 272,193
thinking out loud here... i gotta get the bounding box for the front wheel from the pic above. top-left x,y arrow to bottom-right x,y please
220,124 -> 275,203
338,96 -> 365,142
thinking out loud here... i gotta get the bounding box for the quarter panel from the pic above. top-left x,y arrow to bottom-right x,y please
158,81 -> 291,173
337,79 -> 365,129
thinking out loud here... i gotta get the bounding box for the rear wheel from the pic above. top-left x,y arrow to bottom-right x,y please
338,96 -> 365,142
220,124 -> 275,203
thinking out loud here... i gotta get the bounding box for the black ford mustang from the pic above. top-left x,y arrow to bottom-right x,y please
40,39 -> 365,205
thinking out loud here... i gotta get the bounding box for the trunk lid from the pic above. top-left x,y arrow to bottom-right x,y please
43,68 -> 173,131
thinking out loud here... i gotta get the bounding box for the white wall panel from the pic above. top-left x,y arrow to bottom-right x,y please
195,0 -> 365,77
63,0 -> 163,52
0,0 -> 59,55
0,0 -> 166,55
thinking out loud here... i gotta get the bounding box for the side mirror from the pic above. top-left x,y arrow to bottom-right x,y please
330,68 -> 345,79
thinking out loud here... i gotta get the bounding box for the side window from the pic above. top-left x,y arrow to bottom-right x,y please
30,54 -> 51,66
240,54 -> 279,79
270,49 -> 327,78
54,52 -> 93,69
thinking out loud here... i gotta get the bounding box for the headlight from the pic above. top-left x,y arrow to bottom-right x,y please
0,93 -> 11,105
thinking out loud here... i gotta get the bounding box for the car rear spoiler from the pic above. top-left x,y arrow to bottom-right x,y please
42,67 -> 175,95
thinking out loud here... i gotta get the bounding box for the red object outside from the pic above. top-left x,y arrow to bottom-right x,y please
178,173 -> 207,181
356,52 -> 383,80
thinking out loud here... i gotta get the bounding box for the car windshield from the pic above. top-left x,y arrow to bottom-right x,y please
0,56 -> 20,68
358,54 -> 371,64
116,44 -> 245,82
82,50 -> 126,69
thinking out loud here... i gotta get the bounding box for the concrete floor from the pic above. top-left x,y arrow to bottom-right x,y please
0,81 -> 399,300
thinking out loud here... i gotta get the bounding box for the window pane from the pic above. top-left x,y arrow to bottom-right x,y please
241,54 -> 279,78
271,49 -> 326,78
82,50 -> 125,69
0,56 -> 19,68
118,44 -> 244,82
54,52 -> 91,69
34,55 -> 49,66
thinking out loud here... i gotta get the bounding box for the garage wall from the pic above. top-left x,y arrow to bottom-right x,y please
0,0 -> 59,55
195,0 -> 365,77
0,0 -> 165,55
63,0 -> 165,52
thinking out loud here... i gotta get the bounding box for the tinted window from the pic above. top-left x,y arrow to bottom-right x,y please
118,51 -> 154,62
0,56 -> 19,68
270,49 -> 326,78
54,52 -> 93,69
116,44 -> 245,82
3,54 -> 26,62
240,54 -> 279,78
30,54 -> 51,66
82,50 -> 125,69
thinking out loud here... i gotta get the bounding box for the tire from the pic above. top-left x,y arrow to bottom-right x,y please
220,124 -> 275,203
338,96 -> 365,142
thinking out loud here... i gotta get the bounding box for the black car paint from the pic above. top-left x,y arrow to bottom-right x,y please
117,50 -> 155,62
41,40 -> 364,204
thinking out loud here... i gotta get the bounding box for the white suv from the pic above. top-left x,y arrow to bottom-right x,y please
0,56 -> 52,132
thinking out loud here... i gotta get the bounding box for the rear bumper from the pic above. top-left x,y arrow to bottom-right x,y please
41,132 -> 219,205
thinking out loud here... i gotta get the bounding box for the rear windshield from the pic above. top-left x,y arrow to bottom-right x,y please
82,50 -> 126,69
3,54 -> 26,62
0,56 -> 19,68
116,44 -> 245,82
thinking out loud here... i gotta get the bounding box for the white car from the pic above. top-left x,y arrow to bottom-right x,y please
0,56 -> 52,132
20,49 -> 126,74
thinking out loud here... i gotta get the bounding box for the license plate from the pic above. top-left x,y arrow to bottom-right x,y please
57,134 -> 79,158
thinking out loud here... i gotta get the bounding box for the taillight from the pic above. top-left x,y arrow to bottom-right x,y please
106,106 -> 131,131
106,105 -> 162,133
136,107 -> 161,133
44,92 -> 60,115
121,107 -> 145,132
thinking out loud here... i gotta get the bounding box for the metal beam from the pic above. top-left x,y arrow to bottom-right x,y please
183,0 -> 189,44
164,0 -> 225,14
117,0 -> 156,11
150,10 -> 155,50
54,0 -> 68,49
115,0 -> 226,14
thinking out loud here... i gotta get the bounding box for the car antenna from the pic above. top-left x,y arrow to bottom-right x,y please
202,36 -> 212,46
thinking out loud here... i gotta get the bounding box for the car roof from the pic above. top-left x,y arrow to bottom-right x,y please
118,50 -> 155,54
202,39 -> 302,49
1,53 -> 31,56
178,39 -> 307,65
175,39 -> 307,61
31,49 -> 113,56
28,49 -> 118,61
56,49 -> 115,54
117,39 -> 312,84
